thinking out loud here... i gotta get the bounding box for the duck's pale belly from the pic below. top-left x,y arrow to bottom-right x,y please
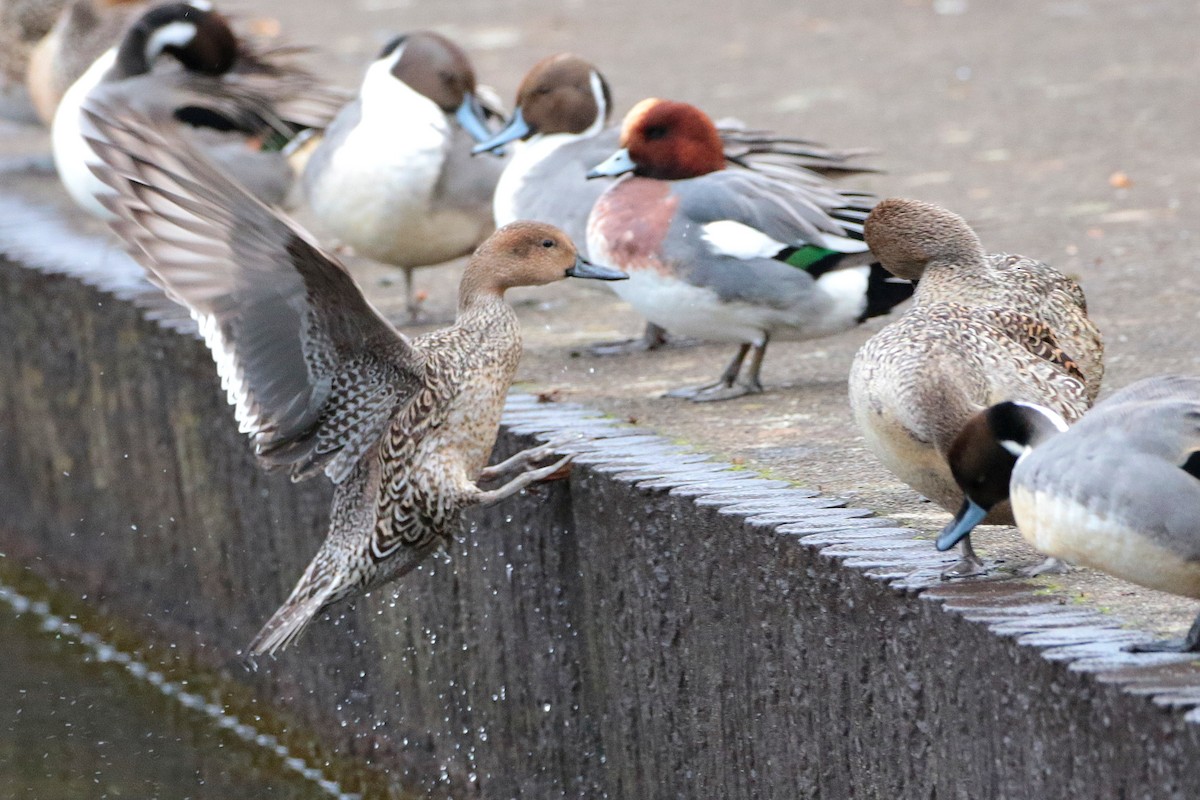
608,270 -> 775,345
1013,486 -> 1200,599
309,150 -> 486,268
849,381 -> 1014,524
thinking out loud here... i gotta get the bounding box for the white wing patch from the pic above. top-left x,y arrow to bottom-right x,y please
700,220 -> 786,260
196,311 -> 261,436
814,266 -> 869,328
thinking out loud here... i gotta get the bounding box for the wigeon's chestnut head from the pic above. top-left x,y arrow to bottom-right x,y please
863,198 -> 986,281
473,53 -> 611,154
589,98 -> 725,181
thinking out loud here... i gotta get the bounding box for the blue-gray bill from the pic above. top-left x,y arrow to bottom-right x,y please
455,92 -> 497,145
472,107 -> 530,155
937,498 -> 989,551
586,147 -> 636,179
567,256 -> 627,281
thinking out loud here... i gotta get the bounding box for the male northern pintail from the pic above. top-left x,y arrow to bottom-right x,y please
474,54 -> 875,355
584,98 -> 911,401
84,103 -> 627,655
301,31 -> 506,322
848,198 -> 1104,575
938,375 -> 1200,651
53,1 -> 344,217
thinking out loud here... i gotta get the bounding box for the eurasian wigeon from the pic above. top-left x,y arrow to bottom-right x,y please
475,55 -> 875,354
585,97 -> 912,401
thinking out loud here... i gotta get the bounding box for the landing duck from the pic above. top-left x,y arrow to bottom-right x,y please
83,103 -> 627,655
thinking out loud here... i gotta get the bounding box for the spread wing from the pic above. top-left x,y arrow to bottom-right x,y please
83,101 -> 424,483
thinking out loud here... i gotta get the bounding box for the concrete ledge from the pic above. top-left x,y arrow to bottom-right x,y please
3,190 -> 1200,799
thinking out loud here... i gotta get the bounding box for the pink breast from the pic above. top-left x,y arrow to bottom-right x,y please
589,178 -> 679,275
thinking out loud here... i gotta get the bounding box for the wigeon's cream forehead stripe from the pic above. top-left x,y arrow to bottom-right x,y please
621,97 -> 663,141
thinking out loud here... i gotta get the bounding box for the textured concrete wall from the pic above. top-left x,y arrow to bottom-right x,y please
4,193 -> 1200,799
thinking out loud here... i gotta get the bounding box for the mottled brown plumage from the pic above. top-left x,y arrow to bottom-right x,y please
849,198 -> 1103,573
82,104 -> 626,655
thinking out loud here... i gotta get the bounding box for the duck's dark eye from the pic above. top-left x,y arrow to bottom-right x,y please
541,239 -> 555,248
645,125 -> 667,140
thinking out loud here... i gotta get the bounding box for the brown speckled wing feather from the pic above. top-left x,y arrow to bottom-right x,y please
987,308 -> 1088,386
83,102 -> 424,483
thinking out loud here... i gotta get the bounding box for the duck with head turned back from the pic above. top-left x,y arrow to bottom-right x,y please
82,102 -> 627,656
584,97 -> 911,401
53,0 -> 345,217
473,54 -> 877,356
848,198 -> 1103,577
938,375 -> 1200,652
302,31 -> 507,323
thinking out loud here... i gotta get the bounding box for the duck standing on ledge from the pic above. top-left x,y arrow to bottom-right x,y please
585,98 -> 911,401
938,376 -> 1200,652
53,1 -> 344,217
83,104 -> 627,656
474,55 -> 876,355
848,198 -> 1104,576
302,31 -> 506,322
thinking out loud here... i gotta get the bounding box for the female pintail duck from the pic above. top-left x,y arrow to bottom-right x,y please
583,97 -> 911,402
25,0 -> 145,125
473,55 -> 876,354
848,198 -> 1104,576
83,104 -> 627,655
301,31 -> 506,322
53,1 -> 345,218
938,375 -> 1200,651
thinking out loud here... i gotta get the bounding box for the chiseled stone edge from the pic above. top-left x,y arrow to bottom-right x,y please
5,188 -> 1200,730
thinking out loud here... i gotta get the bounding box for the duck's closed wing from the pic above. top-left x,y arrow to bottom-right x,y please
83,102 -> 425,484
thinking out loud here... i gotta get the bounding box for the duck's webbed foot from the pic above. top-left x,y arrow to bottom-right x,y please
1126,613 -> 1200,654
664,342 -> 766,403
582,322 -> 671,357
477,435 -> 584,482
470,453 -> 575,507
1019,556 -> 1073,577
940,536 -> 988,579
669,380 -> 763,403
